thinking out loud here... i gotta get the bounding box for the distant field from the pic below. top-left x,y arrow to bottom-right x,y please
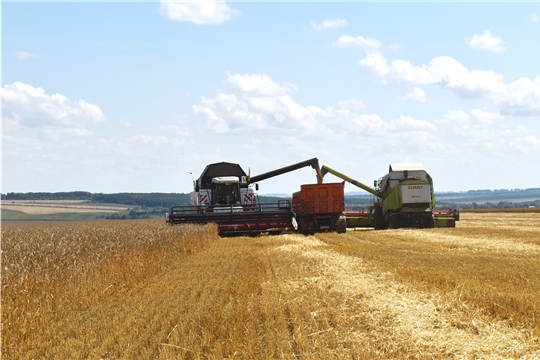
1,200 -> 128,214
2,213 -> 539,359
461,207 -> 540,213
1,200 -> 129,221
0,209 -> 116,221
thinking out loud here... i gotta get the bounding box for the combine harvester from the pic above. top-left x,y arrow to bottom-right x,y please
321,164 -> 459,229
166,158 -> 322,236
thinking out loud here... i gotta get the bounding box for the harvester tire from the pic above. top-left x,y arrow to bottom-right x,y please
388,214 -> 399,229
374,207 -> 386,230
428,215 -> 435,228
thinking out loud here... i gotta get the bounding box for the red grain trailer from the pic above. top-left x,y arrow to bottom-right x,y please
292,182 -> 347,235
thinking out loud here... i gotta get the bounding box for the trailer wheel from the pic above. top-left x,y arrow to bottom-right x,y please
297,220 -> 306,235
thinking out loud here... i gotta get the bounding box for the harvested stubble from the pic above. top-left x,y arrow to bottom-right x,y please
2,213 -> 540,359
317,212 -> 540,352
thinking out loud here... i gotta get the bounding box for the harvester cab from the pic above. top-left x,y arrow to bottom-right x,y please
213,177 -> 240,205
189,162 -> 254,210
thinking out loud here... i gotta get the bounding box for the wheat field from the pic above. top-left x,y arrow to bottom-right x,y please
2,213 -> 539,359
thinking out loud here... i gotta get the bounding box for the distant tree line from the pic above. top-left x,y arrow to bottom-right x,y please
2,191 -> 537,213
2,191 -> 94,201
1,192 -> 286,208
1,192 -> 192,207
92,193 -> 191,207
437,200 -> 540,210
435,188 -> 540,203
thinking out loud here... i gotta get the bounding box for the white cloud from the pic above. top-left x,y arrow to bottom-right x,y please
433,109 -> 540,155
387,56 -> 507,98
193,73 -> 337,133
1,82 -> 104,128
390,115 -> 435,131
499,76 -> 540,116
439,110 -> 539,165
193,73 -> 442,140
388,58 -> 446,85
0,83 -> 201,193
425,108 -> 540,174
227,73 -> 296,96
352,39 -> 540,116
338,99 -> 366,110
438,109 -> 503,139
39,127 -> 94,142
311,18 -> 349,31
530,13 -> 540,23
362,54 -> 496,92
466,30 -> 505,53
2,129 -> 195,192
401,87 -> 426,103
16,51 -> 36,60
161,118 -> 191,137
332,35 -> 380,50
510,136 -> 540,152
159,0 -> 239,25
358,51 -> 389,77
386,44 -> 402,53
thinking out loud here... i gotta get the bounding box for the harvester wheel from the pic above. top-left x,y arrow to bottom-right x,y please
388,214 -> 399,229
374,207 -> 386,230
428,215 -> 435,228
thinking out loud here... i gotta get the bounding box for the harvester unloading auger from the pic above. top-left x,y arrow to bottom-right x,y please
166,158 -> 322,236
321,164 -> 459,229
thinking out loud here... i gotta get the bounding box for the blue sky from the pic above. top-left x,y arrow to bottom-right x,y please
2,1 -> 540,195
